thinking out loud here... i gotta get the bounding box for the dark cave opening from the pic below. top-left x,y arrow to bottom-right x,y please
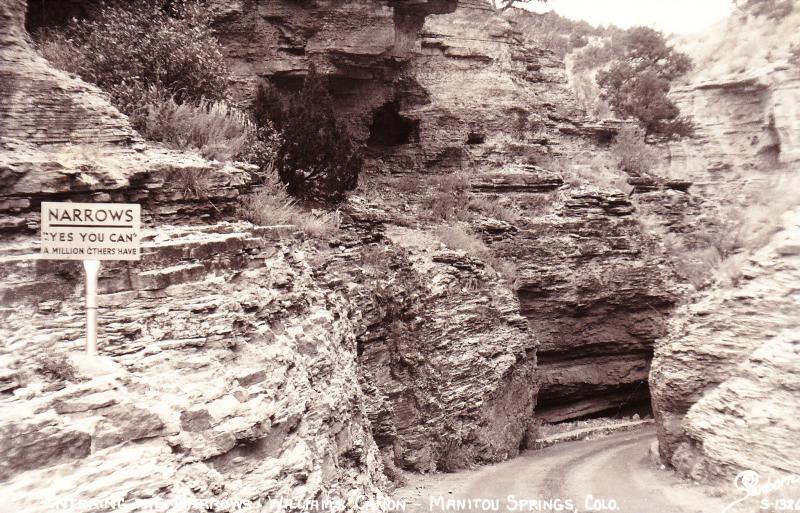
535,382 -> 654,425
25,0 -> 91,32
466,132 -> 486,145
367,101 -> 419,147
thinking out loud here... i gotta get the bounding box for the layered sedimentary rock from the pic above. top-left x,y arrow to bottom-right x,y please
478,173 -> 678,422
0,0 -> 259,236
206,0 -> 675,424
667,71 -> 800,200
650,208 -> 800,482
1,0 -> 390,504
384,7 -> 614,173
1,1 -> 542,504
343,221 -> 537,472
666,4 -> 800,200
650,7 -> 800,483
208,0 -> 458,145
0,224 -> 391,510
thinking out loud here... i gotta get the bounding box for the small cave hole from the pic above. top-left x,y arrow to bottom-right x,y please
466,132 -> 486,145
367,101 -> 419,147
25,1 -> 91,33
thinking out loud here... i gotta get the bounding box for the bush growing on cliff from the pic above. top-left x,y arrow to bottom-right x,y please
252,67 -> 362,203
611,126 -> 659,175
35,0 -> 230,115
239,176 -> 339,237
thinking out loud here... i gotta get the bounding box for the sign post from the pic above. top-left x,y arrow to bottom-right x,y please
83,259 -> 100,355
40,202 -> 141,354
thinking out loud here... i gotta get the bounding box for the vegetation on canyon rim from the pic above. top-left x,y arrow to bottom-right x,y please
34,0 -> 361,207
573,26 -> 694,138
31,0 -> 771,293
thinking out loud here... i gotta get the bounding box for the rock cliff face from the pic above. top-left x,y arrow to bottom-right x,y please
329,216 -> 538,472
1,224 -> 390,510
1,0 -> 541,504
488,179 -> 677,422
214,0 -> 675,426
650,208 -> 800,482
208,0 -> 459,147
0,0 -> 257,236
666,70 -> 800,200
407,8 -> 676,422
650,6 -> 800,483
665,4 -> 800,201
2,0 -> 386,506
2,0 -> 687,504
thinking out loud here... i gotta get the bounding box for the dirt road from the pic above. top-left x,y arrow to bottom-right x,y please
394,427 -> 731,513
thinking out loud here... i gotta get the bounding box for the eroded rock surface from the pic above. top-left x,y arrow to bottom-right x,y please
0,0 -> 259,237
0,223 -> 389,510
1,0 -> 689,504
491,183 -> 678,422
650,208 -> 800,482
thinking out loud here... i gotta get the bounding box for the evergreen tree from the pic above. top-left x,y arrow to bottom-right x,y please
595,27 -> 694,137
276,65 -> 361,203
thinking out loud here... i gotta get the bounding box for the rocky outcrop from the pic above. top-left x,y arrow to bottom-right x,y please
488,181 -> 677,422
2,0 -> 386,505
0,0 -> 137,146
205,0 -> 674,427
0,0 -> 259,237
650,208 -> 800,482
344,222 -> 537,472
0,223 -> 390,510
650,7 -> 800,483
209,2 -> 610,174
383,7 -> 608,174
208,0 -> 458,146
1,1 -> 543,504
0,140 -> 257,236
666,63 -> 800,203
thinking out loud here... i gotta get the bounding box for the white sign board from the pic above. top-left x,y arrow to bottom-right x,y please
40,202 -> 141,261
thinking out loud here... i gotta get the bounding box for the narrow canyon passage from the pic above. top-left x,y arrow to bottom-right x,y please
395,427 -> 729,513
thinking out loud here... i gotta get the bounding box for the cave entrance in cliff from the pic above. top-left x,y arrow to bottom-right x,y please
25,0 -> 92,32
367,101 -> 419,147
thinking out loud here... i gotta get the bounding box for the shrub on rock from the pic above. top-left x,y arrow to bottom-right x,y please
35,0 -> 230,116
272,65 -> 362,203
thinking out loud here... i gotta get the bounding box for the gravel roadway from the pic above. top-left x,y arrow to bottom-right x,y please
394,426 -> 733,513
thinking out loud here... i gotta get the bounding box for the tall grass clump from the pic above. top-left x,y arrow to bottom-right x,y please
611,126 -> 660,175
434,224 -> 518,285
138,91 -> 253,161
422,173 -> 472,221
239,177 -> 339,238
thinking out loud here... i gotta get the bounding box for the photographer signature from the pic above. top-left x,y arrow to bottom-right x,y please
722,470 -> 800,513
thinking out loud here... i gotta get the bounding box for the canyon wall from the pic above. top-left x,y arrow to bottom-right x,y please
666,70 -> 800,202
665,2 -> 800,201
651,5 -> 800,483
1,0 -> 541,506
407,8 -> 677,422
205,0 -> 677,433
2,0 -> 387,507
650,207 -> 800,481
0,2 -> 693,508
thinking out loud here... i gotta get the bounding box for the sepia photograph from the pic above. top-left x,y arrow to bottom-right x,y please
0,0 -> 798,511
